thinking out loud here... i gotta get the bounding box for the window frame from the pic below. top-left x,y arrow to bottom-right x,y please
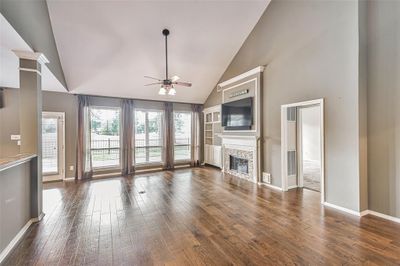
134,108 -> 165,166
173,111 -> 192,163
89,106 -> 122,170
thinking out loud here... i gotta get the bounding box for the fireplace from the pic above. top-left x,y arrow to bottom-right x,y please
229,155 -> 249,174
223,145 -> 255,182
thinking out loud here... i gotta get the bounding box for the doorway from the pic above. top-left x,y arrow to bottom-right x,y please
297,105 -> 321,192
42,112 -> 65,182
281,99 -> 324,203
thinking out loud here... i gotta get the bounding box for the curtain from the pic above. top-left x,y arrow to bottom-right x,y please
76,95 -> 93,180
163,102 -> 174,170
121,99 -> 134,175
191,104 -> 203,167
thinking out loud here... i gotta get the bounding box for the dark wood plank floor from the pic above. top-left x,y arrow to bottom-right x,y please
4,167 -> 400,265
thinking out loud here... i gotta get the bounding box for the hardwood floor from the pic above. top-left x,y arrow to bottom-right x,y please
4,167 -> 400,265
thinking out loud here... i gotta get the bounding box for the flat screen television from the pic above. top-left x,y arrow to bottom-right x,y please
221,97 -> 253,130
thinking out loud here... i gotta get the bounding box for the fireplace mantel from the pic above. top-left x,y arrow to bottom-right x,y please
219,134 -> 257,147
220,134 -> 260,183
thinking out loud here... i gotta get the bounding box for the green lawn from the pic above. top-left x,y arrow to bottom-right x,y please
91,146 -> 191,164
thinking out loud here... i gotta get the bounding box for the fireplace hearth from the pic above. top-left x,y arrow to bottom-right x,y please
230,156 -> 249,174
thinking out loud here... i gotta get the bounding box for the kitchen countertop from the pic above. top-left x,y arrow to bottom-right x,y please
0,153 -> 37,172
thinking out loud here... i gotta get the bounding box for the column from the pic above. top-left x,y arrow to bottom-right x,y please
13,50 -> 49,220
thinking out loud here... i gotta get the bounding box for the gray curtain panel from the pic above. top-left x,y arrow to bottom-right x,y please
121,99 -> 134,175
191,104 -> 203,166
76,95 -> 93,180
163,102 -> 174,170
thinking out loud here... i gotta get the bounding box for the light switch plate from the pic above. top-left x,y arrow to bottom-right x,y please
11,134 -> 21,140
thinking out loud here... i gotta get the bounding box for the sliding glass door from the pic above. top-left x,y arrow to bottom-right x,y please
90,107 -> 121,169
173,111 -> 192,161
134,110 -> 164,165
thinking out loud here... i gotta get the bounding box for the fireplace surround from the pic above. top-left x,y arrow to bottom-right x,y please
221,135 -> 259,183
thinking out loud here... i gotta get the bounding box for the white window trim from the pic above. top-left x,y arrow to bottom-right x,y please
173,111 -> 193,162
134,109 -> 165,166
89,106 -> 122,170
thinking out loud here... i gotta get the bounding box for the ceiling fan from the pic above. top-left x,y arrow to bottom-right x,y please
144,29 -> 192,96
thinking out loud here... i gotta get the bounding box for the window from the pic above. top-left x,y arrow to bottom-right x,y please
174,112 -> 192,161
90,107 -> 121,168
42,116 -> 58,174
135,110 -> 164,165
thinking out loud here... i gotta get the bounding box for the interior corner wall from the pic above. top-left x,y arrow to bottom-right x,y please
42,91 -> 77,178
358,0 -> 369,212
367,0 -> 400,218
204,0 -> 361,211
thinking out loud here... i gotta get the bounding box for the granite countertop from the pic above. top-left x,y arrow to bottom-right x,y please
0,153 -> 37,172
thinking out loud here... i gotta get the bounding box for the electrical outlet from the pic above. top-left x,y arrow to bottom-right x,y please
263,172 -> 271,184
69,165 -> 74,171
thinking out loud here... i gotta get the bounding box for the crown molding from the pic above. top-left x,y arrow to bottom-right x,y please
12,50 -> 49,64
217,66 -> 265,90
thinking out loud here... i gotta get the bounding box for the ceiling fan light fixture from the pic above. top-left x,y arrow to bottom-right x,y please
158,87 -> 167,95
168,87 -> 176,96
144,29 -> 192,97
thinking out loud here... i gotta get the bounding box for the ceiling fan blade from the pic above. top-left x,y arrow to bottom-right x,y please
171,75 -> 180,82
144,76 -> 162,81
144,82 -> 162,86
173,81 -> 192,87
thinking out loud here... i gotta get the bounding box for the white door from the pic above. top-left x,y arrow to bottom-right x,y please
42,112 -> 65,182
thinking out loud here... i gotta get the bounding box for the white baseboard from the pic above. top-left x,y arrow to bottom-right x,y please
0,217 -> 37,263
323,202 -> 400,223
258,182 -> 283,191
364,210 -> 400,223
323,202 -> 363,217
34,212 -> 45,222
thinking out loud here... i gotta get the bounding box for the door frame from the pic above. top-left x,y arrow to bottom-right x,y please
281,98 -> 325,203
42,111 -> 65,182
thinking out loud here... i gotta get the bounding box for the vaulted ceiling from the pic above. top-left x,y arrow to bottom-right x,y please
47,0 -> 270,103
0,14 -> 66,92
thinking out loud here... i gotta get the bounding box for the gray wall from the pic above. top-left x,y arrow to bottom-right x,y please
42,91 -> 77,178
0,0 -> 67,89
367,0 -> 400,217
0,160 -> 31,254
0,89 -> 20,157
205,0 -> 363,211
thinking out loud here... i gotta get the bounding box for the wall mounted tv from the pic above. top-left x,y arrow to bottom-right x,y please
221,97 -> 253,130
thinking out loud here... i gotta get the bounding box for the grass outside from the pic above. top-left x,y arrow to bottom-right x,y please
91,146 -> 191,165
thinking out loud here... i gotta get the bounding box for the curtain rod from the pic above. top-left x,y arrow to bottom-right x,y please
72,93 -> 203,106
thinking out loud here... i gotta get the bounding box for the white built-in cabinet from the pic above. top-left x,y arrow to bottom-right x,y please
203,105 -> 222,168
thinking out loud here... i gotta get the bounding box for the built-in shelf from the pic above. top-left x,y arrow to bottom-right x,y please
203,105 -> 222,167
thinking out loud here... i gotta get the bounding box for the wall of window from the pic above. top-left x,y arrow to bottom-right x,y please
173,111 -> 192,161
90,107 -> 121,168
80,98 -> 199,174
134,110 -> 164,165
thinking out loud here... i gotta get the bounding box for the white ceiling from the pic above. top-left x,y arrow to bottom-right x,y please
0,14 -> 66,92
47,0 -> 270,103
